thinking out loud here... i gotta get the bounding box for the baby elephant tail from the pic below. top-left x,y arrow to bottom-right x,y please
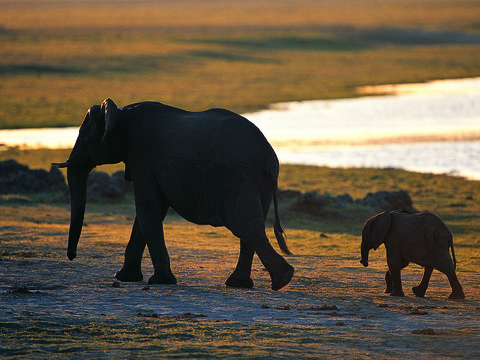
445,227 -> 457,271
450,240 -> 457,271
273,187 -> 291,255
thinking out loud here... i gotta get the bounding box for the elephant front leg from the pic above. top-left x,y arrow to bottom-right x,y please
115,217 -> 145,282
412,266 -> 433,297
225,240 -> 255,288
144,222 -> 177,285
135,196 -> 177,285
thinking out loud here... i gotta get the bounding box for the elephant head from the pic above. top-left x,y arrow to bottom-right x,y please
52,99 -> 122,260
360,211 -> 391,267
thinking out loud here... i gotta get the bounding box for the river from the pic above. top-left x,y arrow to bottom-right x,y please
1,78 -> 479,179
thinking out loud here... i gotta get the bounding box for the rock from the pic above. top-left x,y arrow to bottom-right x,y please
0,159 -> 67,194
291,192 -> 349,219
288,189 -> 416,219
111,170 -> 134,194
87,171 -> 133,201
358,190 -> 415,212
277,189 -> 302,200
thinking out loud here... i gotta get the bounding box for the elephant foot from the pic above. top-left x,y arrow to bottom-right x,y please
389,289 -> 405,297
115,266 -> 143,282
448,288 -> 465,300
148,271 -> 177,285
225,274 -> 254,289
412,286 -> 426,298
384,286 -> 393,294
271,263 -> 294,291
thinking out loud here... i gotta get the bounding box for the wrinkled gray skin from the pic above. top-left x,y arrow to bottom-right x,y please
360,210 -> 465,299
53,99 -> 294,290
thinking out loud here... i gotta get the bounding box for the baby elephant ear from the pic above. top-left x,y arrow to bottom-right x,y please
369,211 -> 392,250
101,98 -> 119,142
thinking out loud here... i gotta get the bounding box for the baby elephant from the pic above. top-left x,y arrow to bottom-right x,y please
360,210 -> 465,299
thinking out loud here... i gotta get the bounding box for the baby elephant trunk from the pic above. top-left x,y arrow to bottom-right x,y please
360,243 -> 369,267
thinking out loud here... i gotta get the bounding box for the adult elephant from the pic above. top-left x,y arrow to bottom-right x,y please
53,99 -> 294,290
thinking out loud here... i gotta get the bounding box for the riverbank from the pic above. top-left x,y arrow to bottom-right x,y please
2,77 -> 480,179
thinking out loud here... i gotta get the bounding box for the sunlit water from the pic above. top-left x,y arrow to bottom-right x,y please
1,78 -> 479,179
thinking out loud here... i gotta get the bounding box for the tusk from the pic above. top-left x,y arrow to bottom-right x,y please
51,162 -> 69,168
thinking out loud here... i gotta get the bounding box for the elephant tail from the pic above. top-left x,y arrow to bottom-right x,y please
273,187 -> 292,255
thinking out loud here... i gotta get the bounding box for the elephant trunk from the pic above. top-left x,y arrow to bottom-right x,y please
66,165 -> 91,260
360,241 -> 369,267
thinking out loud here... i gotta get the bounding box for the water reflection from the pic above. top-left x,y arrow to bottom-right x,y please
0,127 -> 78,150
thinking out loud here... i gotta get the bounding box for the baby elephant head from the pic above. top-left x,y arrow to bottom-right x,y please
360,211 -> 392,267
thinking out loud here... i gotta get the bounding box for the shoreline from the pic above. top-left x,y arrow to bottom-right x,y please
1,77 -> 479,180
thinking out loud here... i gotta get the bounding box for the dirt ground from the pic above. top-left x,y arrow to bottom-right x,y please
1,201 -> 479,359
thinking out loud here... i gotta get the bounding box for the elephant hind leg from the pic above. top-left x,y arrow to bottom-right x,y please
225,240 -> 255,289
412,266 -> 433,297
226,194 -> 293,290
231,227 -> 293,291
251,233 -> 294,291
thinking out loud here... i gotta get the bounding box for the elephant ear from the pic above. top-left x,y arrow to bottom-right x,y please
81,105 -> 102,143
364,211 -> 392,250
101,98 -> 119,143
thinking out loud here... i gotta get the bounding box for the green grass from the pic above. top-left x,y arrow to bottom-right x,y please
1,0 -> 480,128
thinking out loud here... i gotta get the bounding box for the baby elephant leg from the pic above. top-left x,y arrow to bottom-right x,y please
387,267 -> 404,296
384,270 -> 393,294
446,271 -> 465,299
387,257 -> 409,296
412,266 -> 433,297
387,258 -> 408,297
436,253 -> 465,299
